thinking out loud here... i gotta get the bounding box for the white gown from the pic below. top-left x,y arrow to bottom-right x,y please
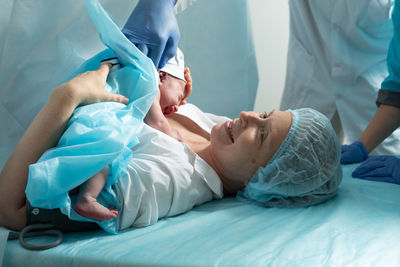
116,104 -> 228,230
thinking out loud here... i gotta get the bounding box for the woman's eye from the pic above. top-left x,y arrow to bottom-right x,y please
260,129 -> 265,142
260,112 -> 268,119
262,110 -> 275,119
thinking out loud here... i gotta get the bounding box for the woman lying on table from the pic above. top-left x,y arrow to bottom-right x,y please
0,63 -> 342,233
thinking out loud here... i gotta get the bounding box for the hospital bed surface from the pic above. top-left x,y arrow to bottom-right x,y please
4,164 -> 400,266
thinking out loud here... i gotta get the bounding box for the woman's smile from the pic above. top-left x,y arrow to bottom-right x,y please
225,120 -> 234,143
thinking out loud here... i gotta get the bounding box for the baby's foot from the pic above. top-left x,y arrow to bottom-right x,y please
74,195 -> 118,221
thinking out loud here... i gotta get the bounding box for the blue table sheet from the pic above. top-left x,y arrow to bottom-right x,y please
3,164 -> 400,266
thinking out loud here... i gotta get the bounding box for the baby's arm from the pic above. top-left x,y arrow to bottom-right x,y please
145,92 -> 183,141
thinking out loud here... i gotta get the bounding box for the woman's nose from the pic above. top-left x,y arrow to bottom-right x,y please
239,111 -> 252,127
239,111 -> 260,127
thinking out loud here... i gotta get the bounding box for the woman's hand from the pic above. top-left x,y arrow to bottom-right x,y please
53,63 -> 129,108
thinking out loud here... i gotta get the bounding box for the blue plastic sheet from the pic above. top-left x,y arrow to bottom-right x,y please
0,226 -> 9,267
25,0 -> 158,233
4,164 -> 400,266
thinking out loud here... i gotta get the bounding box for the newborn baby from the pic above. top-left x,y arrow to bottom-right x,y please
74,48 -> 193,220
145,48 -> 193,142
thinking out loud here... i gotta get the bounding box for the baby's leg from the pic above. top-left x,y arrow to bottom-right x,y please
74,166 -> 118,220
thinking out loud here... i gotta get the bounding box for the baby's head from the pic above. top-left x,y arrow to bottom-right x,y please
158,48 -> 192,115
237,108 -> 342,207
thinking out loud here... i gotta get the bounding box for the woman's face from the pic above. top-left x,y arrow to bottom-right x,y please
210,110 -> 292,191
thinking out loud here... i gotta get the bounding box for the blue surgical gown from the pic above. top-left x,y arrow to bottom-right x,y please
380,0 -> 400,108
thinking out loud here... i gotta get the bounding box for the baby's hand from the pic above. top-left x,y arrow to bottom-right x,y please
181,67 -> 192,105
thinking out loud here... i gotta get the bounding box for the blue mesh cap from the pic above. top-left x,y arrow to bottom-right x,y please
237,108 -> 342,207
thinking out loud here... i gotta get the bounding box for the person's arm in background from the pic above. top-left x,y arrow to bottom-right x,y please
358,104 -> 400,152
122,0 -> 180,69
349,99 -> 400,185
347,104 -> 400,185
342,104 -> 400,159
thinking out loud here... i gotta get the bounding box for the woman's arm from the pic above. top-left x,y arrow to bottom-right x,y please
351,104 -> 400,185
1,63 -> 128,185
0,63 -> 128,230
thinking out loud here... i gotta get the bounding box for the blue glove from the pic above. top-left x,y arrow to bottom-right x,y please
352,155 -> 400,185
341,141 -> 368,164
122,0 -> 180,69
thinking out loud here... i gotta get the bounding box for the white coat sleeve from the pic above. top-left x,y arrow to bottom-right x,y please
175,0 -> 199,13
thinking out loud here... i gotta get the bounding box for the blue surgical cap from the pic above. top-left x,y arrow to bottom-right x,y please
237,108 -> 342,207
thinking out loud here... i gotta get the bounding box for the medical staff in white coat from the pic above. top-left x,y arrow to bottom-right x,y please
280,0 -> 400,157
341,0 -> 400,185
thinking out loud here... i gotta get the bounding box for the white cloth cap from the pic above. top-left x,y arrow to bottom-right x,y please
160,48 -> 185,81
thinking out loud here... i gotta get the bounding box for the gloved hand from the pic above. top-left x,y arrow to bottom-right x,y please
352,155 -> 400,185
341,141 -> 368,164
122,0 -> 180,69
